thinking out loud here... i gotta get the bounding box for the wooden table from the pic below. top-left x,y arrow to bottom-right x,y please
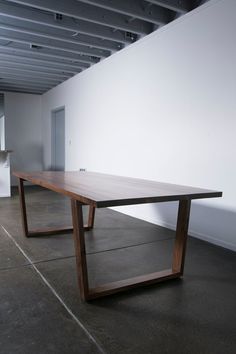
13,171 -> 222,301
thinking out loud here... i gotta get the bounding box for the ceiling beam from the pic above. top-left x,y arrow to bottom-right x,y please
0,43 -> 99,64
0,15 -> 123,52
0,82 -> 51,90
0,55 -> 80,74
0,72 -> 63,84
0,28 -> 110,58
0,0 -> 132,44
146,0 -> 190,14
77,0 -> 170,25
6,0 -> 152,35
0,81 -> 53,91
0,50 -> 89,70
0,63 -> 73,79
0,87 -> 44,94
0,81 -> 51,90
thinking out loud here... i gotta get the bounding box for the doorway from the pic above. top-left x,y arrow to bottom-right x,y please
51,107 -> 65,171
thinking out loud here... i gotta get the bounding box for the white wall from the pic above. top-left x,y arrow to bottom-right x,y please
42,0 -> 236,251
4,92 -> 43,185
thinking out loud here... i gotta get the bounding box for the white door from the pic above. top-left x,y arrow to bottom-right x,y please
51,108 -> 65,171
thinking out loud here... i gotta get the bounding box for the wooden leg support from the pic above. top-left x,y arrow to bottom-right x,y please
172,200 -> 191,275
88,205 -> 95,229
18,178 -> 29,237
71,198 -> 191,301
71,200 -> 89,301
17,178 -> 95,237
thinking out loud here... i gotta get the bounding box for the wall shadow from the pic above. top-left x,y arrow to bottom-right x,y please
151,201 -> 236,251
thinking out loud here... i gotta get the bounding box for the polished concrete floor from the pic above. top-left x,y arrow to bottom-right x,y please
0,186 -> 235,354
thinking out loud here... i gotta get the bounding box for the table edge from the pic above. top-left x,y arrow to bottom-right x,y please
13,171 -> 223,208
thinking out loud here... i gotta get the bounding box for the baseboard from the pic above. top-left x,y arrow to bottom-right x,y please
153,219 -> 236,252
112,208 -> 236,252
188,229 -> 236,252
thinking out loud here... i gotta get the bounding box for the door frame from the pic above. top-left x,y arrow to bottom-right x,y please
51,106 -> 65,170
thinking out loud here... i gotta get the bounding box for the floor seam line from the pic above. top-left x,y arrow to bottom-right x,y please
32,255 -> 75,265
0,224 -> 107,354
86,236 -> 174,255
0,263 -> 31,272
1,222 -> 174,258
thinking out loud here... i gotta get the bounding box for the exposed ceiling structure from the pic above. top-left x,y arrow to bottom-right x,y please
0,0 -> 205,95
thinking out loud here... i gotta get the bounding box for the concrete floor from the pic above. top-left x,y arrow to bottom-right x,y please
0,186 -> 235,354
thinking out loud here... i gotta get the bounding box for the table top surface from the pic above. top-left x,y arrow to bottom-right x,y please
13,171 -> 222,207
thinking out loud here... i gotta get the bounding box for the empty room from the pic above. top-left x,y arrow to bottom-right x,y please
0,0 -> 235,353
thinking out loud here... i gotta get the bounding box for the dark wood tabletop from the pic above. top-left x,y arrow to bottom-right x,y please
13,171 -> 222,208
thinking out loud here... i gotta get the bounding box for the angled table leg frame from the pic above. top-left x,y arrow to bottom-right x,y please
172,199 -> 191,275
71,198 -> 191,301
17,178 -> 95,237
71,199 -> 89,300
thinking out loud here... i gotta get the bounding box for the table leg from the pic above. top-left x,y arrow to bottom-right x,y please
88,206 -> 95,229
71,199 -> 89,300
83,200 -> 191,301
17,177 -> 91,237
18,178 -> 29,237
172,200 -> 191,274
71,201 -> 192,301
